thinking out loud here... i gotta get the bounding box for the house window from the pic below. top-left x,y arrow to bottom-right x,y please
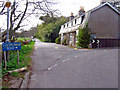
71,21 -> 73,26
67,23 -> 69,27
81,15 -> 85,24
64,25 -> 65,28
75,19 -> 77,24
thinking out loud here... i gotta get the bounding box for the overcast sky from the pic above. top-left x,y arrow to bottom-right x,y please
53,0 -> 100,16
0,0 -> 100,31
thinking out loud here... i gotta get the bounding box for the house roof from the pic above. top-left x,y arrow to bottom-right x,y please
89,2 -> 120,14
59,2 -> 120,34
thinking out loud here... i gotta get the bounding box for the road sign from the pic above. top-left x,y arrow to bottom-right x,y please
2,42 -> 21,51
5,2 -> 11,7
92,39 -> 95,43
97,40 -> 100,43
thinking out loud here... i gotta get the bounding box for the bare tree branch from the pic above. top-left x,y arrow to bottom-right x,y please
2,0 -> 59,42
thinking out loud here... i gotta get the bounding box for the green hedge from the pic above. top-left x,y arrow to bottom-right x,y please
55,37 -> 61,44
77,25 -> 90,48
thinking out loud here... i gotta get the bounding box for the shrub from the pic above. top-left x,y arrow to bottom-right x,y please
17,40 -> 24,46
10,71 -> 19,77
55,37 -> 61,44
36,16 -> 68,43
77,25 -> 90,48
62,38 -> 67,45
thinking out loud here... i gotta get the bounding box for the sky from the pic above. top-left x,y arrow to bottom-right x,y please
53,0 -> 100,16
0,0 -> 100,31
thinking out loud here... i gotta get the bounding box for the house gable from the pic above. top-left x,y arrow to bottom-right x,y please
88,4 -> 119,39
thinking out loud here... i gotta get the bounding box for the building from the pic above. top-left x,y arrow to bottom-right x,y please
59,2 -> 120,48
100,0 -> 120,11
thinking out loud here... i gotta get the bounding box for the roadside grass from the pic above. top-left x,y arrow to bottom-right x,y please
17,37 -> 31,42
2,41 -> 35,75
10,71 -> 19,77
38,38 -> 43,42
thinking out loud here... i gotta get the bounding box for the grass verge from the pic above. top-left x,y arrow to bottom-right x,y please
17,37 -> 31,41
2,41 -> 35,75
2,41 -> 35,88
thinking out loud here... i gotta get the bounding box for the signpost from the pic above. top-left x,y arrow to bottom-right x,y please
2,42 -> 21,51
97,40 -> 100,48
2,42 -> 21,68
3,0 -> 21,69
5,0 -> 11,42
92,39 -> 95,43
5,2 -> 11,7
3,0 -> 11,69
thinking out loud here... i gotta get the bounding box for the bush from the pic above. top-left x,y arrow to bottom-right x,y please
17,40 -> 24,46
36,16 -> 68,43
77,25 -> 90,48
55,37 -> 61,44
62,38 -> 67,45
10,72 -> 19,77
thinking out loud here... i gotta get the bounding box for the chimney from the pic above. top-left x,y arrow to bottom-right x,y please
78,6 -> 85,16
70,12 -> 74,20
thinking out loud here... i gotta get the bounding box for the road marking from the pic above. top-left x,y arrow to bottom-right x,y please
53,64 -> 58,67
75,55 -> 78,58
74,48 -> 78,49
48,64 -> 58,71
63,60 -> 66,62
48,58 -> 70,71
48,67 -> 52,71
59,56 -> 62,58
55,47 -> 58,49
63,59 -> 70,62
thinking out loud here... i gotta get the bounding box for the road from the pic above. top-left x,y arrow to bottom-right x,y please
28,39 -> 118,88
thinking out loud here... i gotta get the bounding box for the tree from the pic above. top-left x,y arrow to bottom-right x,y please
39,13 -> 58,25
77,24 -> 90,48
36,16 -> 68,42
0,0 -> 58,42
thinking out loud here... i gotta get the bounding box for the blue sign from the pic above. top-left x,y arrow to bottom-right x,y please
2,42 -> 21,51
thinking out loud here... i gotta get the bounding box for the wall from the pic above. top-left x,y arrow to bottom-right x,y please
88,5 -> 119,39
119,14 -> 120,38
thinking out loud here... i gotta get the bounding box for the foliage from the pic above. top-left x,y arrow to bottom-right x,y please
17,38 -> 31,41
77,25 -> 90,48
1,0 -> 57,42
2,41 -> 35,75
62,38 -> 67,45
36,16 -> 68,42
10,72 -> 19,77
2,86 -> 8,88
39,13 -> 57,25
55,37 -> 61,44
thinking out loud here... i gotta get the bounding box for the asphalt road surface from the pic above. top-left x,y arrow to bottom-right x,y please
28,39 -> 118,88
